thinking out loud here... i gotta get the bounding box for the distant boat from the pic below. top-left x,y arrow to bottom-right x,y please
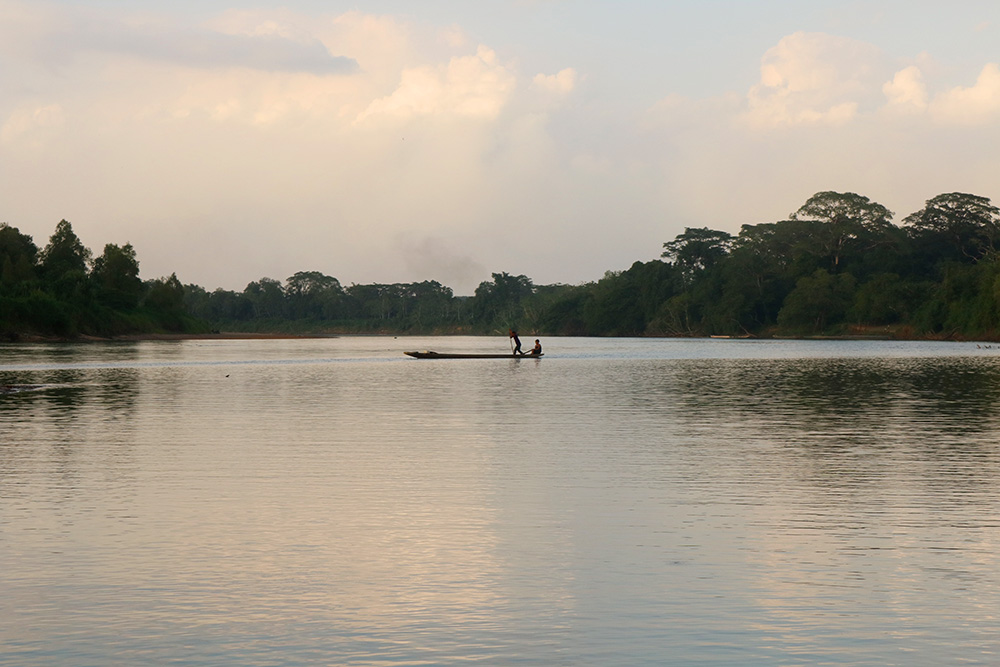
405,351 -> 542,359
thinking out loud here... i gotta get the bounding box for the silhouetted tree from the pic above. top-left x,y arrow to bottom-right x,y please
904,192 -> 1000,265
92,243 -> 143,310
472,272 -> 535,326
662,227 -> 734,283
39,219 -> 92,300
0,223 -> 38,292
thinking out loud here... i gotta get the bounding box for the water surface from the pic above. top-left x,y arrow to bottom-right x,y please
2,337 -> 999,665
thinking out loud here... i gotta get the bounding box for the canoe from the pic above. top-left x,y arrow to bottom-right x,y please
405,351 -> 542,359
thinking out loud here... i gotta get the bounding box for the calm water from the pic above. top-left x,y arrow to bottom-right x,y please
2,336 -> 1000,666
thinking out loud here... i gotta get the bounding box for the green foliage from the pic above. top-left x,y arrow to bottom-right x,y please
531,284 -> 589,335
790,191 -> 897,273
851,274 -> 906,325
0,223 -> 39,293
777,269 -> 857,332
473,272 -> 535,328
143,274 -> 186,330
904,193 -> 1000,266
582,271 -> 646,335
92,243 -> 143,310
662,227 -> 734,280
8,189 -> 1000,341
285,271 -> 344,320
39,220 -> 91,282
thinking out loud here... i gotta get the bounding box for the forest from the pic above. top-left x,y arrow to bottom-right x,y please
3,190 -> 1000,340
0,219 -> 195,339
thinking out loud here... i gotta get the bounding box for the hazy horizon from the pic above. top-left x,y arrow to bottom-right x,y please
3,0 -> 1000,294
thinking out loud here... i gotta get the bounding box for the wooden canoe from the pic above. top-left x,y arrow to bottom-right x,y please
404,351 -> 542,359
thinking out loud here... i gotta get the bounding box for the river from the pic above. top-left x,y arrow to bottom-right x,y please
2,336 -> 999,665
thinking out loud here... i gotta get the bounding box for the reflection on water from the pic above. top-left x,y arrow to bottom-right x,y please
2,338 -> 1000,665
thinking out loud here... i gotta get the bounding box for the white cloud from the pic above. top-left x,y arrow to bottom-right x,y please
0,104 -> 65,145
0,4 -> 574,293
356,45 -> 515,123
744,32 -> 888,127
4,5 -> 1000,296
644,31 -> 1000,236
882,65 -> 928,111
532,68 -> 577,95
930,62 -> 1000,124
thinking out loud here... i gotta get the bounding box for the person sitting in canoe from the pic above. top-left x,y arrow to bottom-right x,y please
509,329 -> 523,355
527,339 -> 542,356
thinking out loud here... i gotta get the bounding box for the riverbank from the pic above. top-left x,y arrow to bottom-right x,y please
1,323 -> 991,343
3,332 -> 340,343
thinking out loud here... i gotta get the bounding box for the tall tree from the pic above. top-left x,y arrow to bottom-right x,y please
662,227 -> 734,281
790,191 -> 895,271
39,219 -> 91,280
244,278 -> 286,319
91,243 -> 143,309
792,191 -> 894,232
285,271 -> 343,319
472,272 -> 535,326
144,273 -> 186,330
904,192 -> 1000,264
0,223 -> 38,290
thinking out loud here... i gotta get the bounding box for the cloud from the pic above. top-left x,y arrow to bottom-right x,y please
643,31 -> 1000,235
882,65 -> 927,111
5,5 -> 1000,298
356,45 -> 516,122
0,4 -> 572,293
0,103 -> 64,145
744,32 -> 888,127
1,3 -> 357,75
930,62 -> 1000,124
532,68 -> 577,95
108,28 -> 357,75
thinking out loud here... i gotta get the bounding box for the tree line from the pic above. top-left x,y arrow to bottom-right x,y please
644,191 -> 1000,338
1,220 -> 193,339
4,190 -> 1000,340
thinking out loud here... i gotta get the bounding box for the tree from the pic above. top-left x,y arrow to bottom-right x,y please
904,192 -> 1000,264
0,223 -> 38,291
792,191 -> 894,233
472,272 -> 535,326
285,271 -> 342,297
39,219 -> 91,279
582,270 -> 647,335
790,191 -> 895,271
777,269 -> 857,332
38,219 -> 92,300
91,243 -> 143,309
285,271 -> 343,319
144,273 -> 186,330
662,227 -> 734,280
405,280 -> 455,328
244,278 -> 286,319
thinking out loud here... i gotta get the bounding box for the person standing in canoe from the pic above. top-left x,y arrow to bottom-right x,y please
509,329 -> 523,355
528,339 -> 542,356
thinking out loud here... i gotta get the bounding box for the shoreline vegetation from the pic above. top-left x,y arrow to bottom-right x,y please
5,190 -> 1000,343
3,325 -> 985,344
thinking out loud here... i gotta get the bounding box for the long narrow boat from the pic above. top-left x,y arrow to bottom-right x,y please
405,351 -> 542,359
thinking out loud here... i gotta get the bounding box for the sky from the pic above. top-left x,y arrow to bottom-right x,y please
2,1 -> 1000,294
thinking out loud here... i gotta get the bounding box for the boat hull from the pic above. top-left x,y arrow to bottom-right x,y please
404,351 -> 542,359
